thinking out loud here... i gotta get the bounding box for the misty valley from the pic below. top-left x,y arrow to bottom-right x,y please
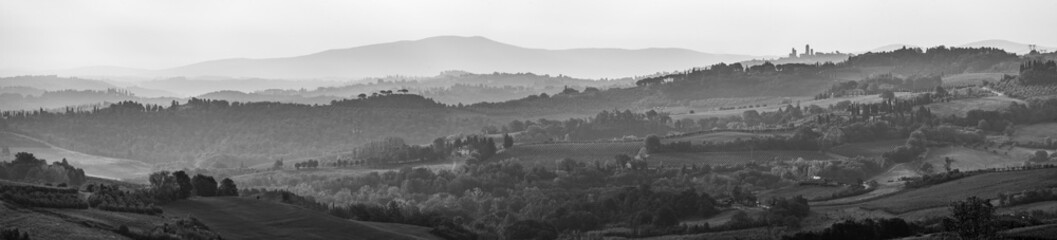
3,2 -> 1057,239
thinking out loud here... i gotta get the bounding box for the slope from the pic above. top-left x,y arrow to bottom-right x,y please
161,197 -> 440,240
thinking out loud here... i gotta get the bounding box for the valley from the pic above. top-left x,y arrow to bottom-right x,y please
2,30 -> 1057,240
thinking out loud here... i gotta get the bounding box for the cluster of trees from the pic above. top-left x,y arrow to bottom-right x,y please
997,187 -> 1057,207
293,160 -> 320,169
763,196 -> 811,227
944,196 -> 999,239
904,169 -> 967,188
147,171 -> 237,202
638,46 -> 1015,89
949,96 -> 1057,129
1018,60 -> 1057,85
0,152 -> 86,186
818,74 -> 943,99
502,105 -> 814,145
882,127 -> 946,164
453,135 -> 498,162
812,157 -> 887,185
843,46 -> 1018,75
0,228 -> 30,240
842,93 -> 936,120
992,75 -> 1057,99
1029,150 -> 1056,162
350,137 -> 448,166
238,155 -> 782,238
781,218 -> 917,240
500,109 -> 672,142
0,184 -> 87,209
0,88 -> 171,112
86,184 -> 162,215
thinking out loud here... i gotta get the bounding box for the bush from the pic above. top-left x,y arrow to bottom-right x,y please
0,228 -> 30,240
0,184 -> 87,209
87,184 -> 162,215
782,218 -> 917,240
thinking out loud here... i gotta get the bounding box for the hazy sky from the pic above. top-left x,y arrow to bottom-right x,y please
2,0 -> 1055,70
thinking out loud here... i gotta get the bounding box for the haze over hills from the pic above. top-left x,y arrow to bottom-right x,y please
145,36 -> 755,79
5,37 -> 1049,82
959,39 -> 1054,55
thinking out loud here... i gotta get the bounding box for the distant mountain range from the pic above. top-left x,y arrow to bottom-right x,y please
10,37 -> 1053,80
54,36 -> 757,80
958,39 -> 1054,55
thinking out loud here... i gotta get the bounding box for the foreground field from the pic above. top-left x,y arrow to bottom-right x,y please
0,201 -> 147,240
162,197 -> 439,240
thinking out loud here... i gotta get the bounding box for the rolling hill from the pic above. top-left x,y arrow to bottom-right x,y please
959,39 -> 1055,55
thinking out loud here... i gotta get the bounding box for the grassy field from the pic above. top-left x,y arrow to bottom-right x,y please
0,203 -> 144,240
922,146 -> 1025,172
162,197 -> 439,240
0,131 -> 49,149
0,131 -> 153,181
6,145 -> 152,181
829,140 -> 905,158
926,96 -> 1022,117
1012,122 -> 1057,143
495,143 -> 832,169
824,168 -> 1057,214
663,131 -> 792,145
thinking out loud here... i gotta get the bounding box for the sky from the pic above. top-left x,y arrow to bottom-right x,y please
1,0 -> 1055,70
